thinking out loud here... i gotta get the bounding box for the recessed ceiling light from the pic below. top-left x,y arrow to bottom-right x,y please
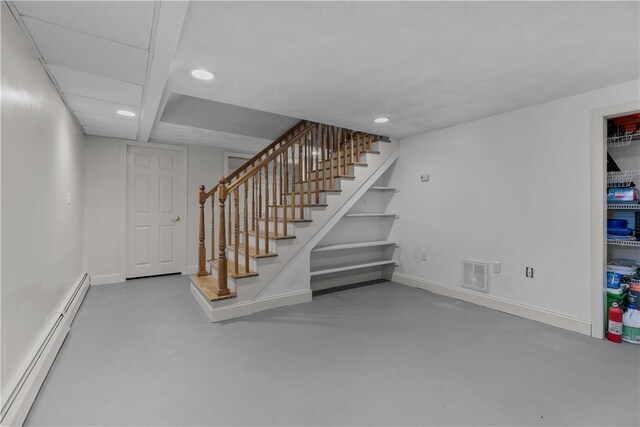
374,117 -> 390,123
191,69 -> 214,80
117,110 -> 136,117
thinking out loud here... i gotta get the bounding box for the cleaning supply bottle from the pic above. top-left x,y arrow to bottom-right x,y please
622,306 -> 640,344
608,302 -> 623,343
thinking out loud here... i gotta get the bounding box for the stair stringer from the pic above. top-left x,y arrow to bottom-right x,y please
190,141 -> 399,322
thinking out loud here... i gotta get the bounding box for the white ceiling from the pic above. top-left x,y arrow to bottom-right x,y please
168,1 -> 640,139
11,1 -> 156,140
9,1 -> 640,146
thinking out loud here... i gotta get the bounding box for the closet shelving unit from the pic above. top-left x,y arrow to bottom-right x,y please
605,114 -> 640,341
310,168 -> 399,291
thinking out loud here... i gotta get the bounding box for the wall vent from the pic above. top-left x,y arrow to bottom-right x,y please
461,260 -> 489,293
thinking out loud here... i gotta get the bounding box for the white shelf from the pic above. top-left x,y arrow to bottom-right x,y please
313,240 -> 398,253
310,259 -> 397,276
607,170 -> 640,188
607,132 -> 640,148
344,213 -> 398,218
369,186 -> 397,191
607,239 -> 640,247
608,203 -> 640,210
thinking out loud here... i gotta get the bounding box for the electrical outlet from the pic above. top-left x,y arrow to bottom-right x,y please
525,267 -> 534,278
421,251 -> 427,262
493,262 -> 501,273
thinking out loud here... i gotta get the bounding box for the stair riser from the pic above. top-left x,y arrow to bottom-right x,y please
220,250 -> 259,272
268,206 -> 313,218
284,192 -> 328,205
256,218 -> 297,235
292,179 -> 343,193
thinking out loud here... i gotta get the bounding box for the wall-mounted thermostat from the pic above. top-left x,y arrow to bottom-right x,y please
420,173 -> 429,182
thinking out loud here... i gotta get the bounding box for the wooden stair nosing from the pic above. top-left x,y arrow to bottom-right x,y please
268,203 -> 328,208
258,216 -> 312,223
285,189 -> 341,196
191,275 -> 237,301
247,230 -> 297,240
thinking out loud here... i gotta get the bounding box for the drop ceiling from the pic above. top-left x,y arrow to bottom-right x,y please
8,1 -> 640,148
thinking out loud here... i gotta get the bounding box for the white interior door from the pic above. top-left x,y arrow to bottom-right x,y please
126,146 -> 182,278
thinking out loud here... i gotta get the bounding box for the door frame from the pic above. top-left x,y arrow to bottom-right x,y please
120,141 -> 189,280
589,101 -> 640,339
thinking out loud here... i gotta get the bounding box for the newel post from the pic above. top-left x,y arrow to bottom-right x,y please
197,185 -> 208,277
217,178 -> 231,296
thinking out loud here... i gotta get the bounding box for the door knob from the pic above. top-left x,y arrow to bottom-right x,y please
171,216 -> 181,223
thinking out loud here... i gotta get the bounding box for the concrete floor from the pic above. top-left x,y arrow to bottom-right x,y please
26,276 -> 639,426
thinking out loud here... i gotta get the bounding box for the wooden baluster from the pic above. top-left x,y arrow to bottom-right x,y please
217,179 -> 230,296
234,188 -> 239,275
264,165 -> 270,250
279,147 -> 284,206
321,124 -> 326,191
255,174 -> 260,255
350,132 -> 354,165
227,189 -> 232,247
252,174 -> 256,232
336,127 -> 342,178
258,169 -> 262,219
356,133 -> 361,161
197,185 -> 208,277
343,128 -> 348,176
298,139 -> 304,219
329,127 -> 335,189
290,143 -> 296,221
314,126 -> 320,205
244,181 -> 249,274
272,159 -> 278,237
283,151 -> 288,237
306,132 -> 311,207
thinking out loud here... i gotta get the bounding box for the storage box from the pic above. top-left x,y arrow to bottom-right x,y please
608,187 -> 636,201
608,219 -> 628,228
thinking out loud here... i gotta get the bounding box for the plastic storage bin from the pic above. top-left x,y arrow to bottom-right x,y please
608,219 -> 628,228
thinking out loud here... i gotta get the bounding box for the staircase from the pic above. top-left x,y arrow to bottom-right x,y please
190,120 -> 398,321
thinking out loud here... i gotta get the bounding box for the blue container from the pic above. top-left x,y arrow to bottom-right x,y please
608,219 -> 628,228
608,271 -> 624,288
608,227 -> 633,236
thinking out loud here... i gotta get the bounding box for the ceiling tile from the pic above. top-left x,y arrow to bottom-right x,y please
14,1 -> 155,49
23,16 -> 148,84
76,112 -> 138,135
65,93 -> 139,118
49,65 -> 143,106
83,125 -> 137,140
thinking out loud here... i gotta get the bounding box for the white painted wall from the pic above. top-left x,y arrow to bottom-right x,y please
1,1 -> 85,398
390,79 -> 640,323
83,139 -> 230,281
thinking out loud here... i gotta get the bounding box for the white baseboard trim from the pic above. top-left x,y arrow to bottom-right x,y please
1,273 -> 89,427
190,284 -> 311,322
392,272 -> 591,336
253,289 -> 312,313
89,273 -> 123,286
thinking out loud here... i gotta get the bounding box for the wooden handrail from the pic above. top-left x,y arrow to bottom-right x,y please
205,119 -> 308,198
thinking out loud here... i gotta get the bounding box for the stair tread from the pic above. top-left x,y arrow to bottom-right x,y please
211,244 -> 278,259
259,216 -> 312,223
295,175 -> 355,184
285,189 -> 341,196
247,230 -> 296,240
269,203 -> 328,208
209,260 -> 259,279
191,275 -> 237,301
